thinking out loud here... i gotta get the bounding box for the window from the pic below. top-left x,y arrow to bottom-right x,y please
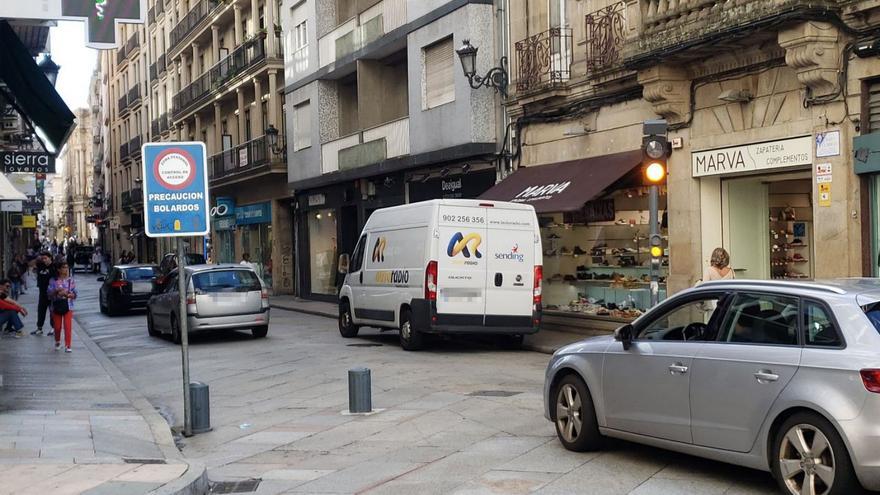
123,267 -> 158,281
293,101 -> 311,151
865,79 -> 880,133
350,235 -> 367,273
193,270 -> 261,293
638,296 -> 722,342
423,37 -> 454,109
293,19 -> 308,73
717,293 -> 799,345
804,301 -> 842,347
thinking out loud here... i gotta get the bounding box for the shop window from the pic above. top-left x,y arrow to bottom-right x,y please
293,101 -> 311,151
308,209 -> 337,295
423,36 -> 454,109
865,79 -> 880,133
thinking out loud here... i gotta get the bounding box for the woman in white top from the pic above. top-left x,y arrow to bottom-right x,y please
703,247 -> 734,282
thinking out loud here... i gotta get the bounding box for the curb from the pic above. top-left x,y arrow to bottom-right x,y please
72,316 -> 208,495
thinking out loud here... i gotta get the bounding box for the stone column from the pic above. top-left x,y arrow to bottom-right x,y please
180,54 -> 190,86
212,26 -> 220,66
194,113 -> 202,143
234,6 -> 243,45
191,43 -> 200,80
253,77 -> 264,136
267,70 -> 278,129
251,0 -> 260,35
214,102 -> 223,153
266,0 -> 276,57
237,88 -> 246,143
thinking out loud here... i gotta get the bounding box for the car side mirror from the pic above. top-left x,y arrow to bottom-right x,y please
338,254 -> 350,274
96,277 -> 105,282
614,324 -> 634,351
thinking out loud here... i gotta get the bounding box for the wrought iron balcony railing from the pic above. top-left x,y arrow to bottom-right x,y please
156,0 -> 164,17
128,85 -> 141,105
120,142 -> 130,162
514,28 -> 573,94
148,6 -> 155,24
130,187 -> 143,206
116,47 -> 126,65
121,190 -> 132,210
209,134 -> 283,181
585,2 -> 626,73
149,62 -> 158,82
126,34 -> 138,57
151,119 -> 160,137
169,0 -> 218,48
159,113 -> 169,133
129,136 -> 142,156
158,54 -> 167,75
118,95 -> 128,114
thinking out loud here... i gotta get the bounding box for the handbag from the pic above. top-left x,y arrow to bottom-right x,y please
52,279 -> 70,315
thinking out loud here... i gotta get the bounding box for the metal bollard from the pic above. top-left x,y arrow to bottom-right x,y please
348,367 -> 372,413
189,382 -> 212,434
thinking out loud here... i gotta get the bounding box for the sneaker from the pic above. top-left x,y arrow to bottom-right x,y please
31,329 -> 43,336
47,330 -> 54,336
13,331 -> 22,339
54,342 -> 61,351
65,347 -> 72,353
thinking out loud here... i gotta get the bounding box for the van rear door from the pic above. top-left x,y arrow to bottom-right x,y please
484,207 -> 536,320
437,205 -> 488,319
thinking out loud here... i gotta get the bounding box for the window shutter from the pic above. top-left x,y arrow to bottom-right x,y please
424,37 -> 454,109
868,81 -> 880,133
294,101 -> 311,151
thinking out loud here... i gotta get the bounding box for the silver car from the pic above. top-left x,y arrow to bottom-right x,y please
146,264 -> 270,342
544,279 -> 880,495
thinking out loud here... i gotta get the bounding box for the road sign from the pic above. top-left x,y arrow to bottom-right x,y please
142,142 -> 210,238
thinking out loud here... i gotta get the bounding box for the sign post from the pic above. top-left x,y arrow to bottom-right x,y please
142,142 -> 209,437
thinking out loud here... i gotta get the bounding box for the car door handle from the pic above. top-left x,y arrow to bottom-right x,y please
668,363 -> 689,375
754,371 -> 779,383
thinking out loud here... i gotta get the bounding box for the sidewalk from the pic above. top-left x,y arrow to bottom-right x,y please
269,295 -> 605,354
0,278 -> 207,495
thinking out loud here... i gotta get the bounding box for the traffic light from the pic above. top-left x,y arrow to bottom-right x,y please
642,119 -> 669,184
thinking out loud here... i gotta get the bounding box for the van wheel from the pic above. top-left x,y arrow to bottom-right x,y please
771,412 -> 860,495
398,309 -> 424,351
147,310 -> 159,337
554,374 -> 602,452
252,325 -> 268,339
170,316 -> 181,345
339,301 -> 359,338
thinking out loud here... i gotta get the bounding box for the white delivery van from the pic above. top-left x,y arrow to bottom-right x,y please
338,199 -> 543,350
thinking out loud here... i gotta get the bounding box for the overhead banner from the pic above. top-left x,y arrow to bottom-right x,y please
0,0 -> 146,48
142,142 -> 210,237
0,151 -> 56,174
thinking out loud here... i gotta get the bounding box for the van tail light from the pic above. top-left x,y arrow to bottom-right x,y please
110,280 -> 129,289
425,261 -> 438,301
533,266 -> 543,305
861,369 -> 880,393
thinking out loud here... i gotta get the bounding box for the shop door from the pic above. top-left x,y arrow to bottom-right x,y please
723,178 -> 769,279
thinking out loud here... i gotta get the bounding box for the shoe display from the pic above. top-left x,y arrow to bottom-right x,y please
563,275 -> 576,282
547,233 -> 561,240
544,249 -> 557,256
791,238 -> 804,245
572,246 -> 587,256
550,273 -> 564,282
559,246 -> 572,256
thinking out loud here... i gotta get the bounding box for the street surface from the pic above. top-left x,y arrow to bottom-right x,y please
71,274 -> 779,494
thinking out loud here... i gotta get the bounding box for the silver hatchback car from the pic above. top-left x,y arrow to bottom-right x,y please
545,279 -> 880,495
147,264 -> 270,342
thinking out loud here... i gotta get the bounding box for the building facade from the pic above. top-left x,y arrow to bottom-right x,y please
482,0 -> 880,332
58,108 -> 95,244
282,0 -> 505,300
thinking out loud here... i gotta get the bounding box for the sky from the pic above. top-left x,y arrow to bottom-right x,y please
51,21 -> 99,111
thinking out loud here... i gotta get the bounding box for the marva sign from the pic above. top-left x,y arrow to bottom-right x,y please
692,136 -> 812,177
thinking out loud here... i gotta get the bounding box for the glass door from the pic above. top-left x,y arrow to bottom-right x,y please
723,177 -> 770,279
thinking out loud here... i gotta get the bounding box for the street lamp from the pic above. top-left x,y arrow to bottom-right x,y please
265,125 -> 285,156
37,54 -> 60,87
455,40 -> 508,98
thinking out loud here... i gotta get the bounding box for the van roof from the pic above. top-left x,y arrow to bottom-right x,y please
375,199 -> 537,213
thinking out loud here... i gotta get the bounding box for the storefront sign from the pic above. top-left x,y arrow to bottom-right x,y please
142,142 -> 210,237
816,131 -> 840,158
210,197 -> 235,217
816,163 -> 832,183
692,136 -> 812,177
0,201 -> 22,212
109,217 -> 120,229
308,193 -> 326,206
21,215 -> 36,228
0,151 -> 56,173
409,169 -> 497,203
819,183 -> 832,207
235,202 -> 271,225
213,216 -> 236,231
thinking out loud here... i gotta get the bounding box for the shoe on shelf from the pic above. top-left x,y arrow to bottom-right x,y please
547,233 -> 561,240
31,329 -> 43,335
65,347 -> 72,353
559,247 -> 572,256
54,343 -> 61,351
572,246 -> 587,256
544,249 -> 557,256
550,273 -> 564,282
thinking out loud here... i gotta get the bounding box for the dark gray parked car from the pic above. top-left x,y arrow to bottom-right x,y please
544,279 -> 880,495
99,265 -> 159,315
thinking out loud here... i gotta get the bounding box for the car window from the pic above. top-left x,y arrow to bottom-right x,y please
192,270 -> 261,293
803,301 -> 842,347
350,235 -> 367,273
717,293 -> 799,345
124,267 -> 157,281
164,274 -> 178,293
638,296 -> 721,341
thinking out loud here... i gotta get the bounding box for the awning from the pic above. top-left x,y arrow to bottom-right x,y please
0,21 -> 75,154
480,150 -> 643,213
0,173 -> 29,201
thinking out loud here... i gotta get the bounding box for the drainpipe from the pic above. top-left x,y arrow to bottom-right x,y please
496,0 -> 511,182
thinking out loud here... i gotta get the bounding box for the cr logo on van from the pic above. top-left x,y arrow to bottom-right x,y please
447,232 -> 482,259
372,237 -> 387,263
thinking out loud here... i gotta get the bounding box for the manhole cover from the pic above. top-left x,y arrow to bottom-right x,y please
346,343 -> 383,347
467,390 -> 522,397
123,458 -> 166,464
211,480 -> 261,494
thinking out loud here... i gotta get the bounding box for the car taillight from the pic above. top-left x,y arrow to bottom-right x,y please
861,369 -> 880,393
186,292 -> 197,305
533,266 -> 542,305
425,260 -> 438,301
110,281 -> 129,289
261,289 -> 269,300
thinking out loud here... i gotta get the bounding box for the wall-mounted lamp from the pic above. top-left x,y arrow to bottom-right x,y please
717,89 -> 753,103
456,39 -> 509,98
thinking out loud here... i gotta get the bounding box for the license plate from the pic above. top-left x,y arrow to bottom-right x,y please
132,282 -> 152,294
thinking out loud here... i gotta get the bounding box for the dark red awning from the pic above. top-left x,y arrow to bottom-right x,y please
479,150 -> 643,213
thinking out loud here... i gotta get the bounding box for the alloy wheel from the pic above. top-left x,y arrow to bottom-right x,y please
400,320 -> 412,341
779,424 -> 836,495
556,383 -> 583,443
341,309 -> 352,329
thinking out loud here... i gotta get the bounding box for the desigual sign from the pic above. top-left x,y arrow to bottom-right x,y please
0,151 -> 56,173
692,136 -> 813,177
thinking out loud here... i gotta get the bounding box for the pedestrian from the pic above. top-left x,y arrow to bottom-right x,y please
0,278 -> 28,338
91,247 -> 103,274
31,253 -> 55,336
17,254 -> 29,294
701,247 -> 734,282
48,262 -> 77,353
7,259 -> 23,300
240,252 -> 256,270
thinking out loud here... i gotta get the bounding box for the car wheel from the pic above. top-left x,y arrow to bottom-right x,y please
146,310 -> 159,337
252,325 -> 268,339
398,308 -> 424,351
554,374 -> 602,452
99,299 -> 107,315
339,300 -> 359,338
170,316 -> 181,345
771,412 -> 861,495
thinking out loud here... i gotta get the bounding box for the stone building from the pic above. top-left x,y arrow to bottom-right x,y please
58,108 -> 95,244
483,0 -> 880,332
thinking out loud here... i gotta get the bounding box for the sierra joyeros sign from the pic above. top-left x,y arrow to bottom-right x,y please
0,151 -> 56,174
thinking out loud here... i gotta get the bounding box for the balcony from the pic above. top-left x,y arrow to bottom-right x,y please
129,136 -> 142,158
128,85 -> 141,106
514,28 -> 573,95
158,54 -> 167,75
148,6 -> 155,24
627,0 -> 834,63
173,34 -> 268,118
130,187 -> 143,207
317,0 -> 407,69
150,62 -> 158,83
156,0 -> 164,17
121,190 -> 132,211
209,134 -> 285,182
120,142 -> 130,162
321,117 -> 409,174
116,47 -> 127,65
159,113 -> 169,133
169,0 -> 219,49
126,34 -> 138,57
151,119 -> 160,137
118,94 -> 129,115
585,2 -> 626,74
